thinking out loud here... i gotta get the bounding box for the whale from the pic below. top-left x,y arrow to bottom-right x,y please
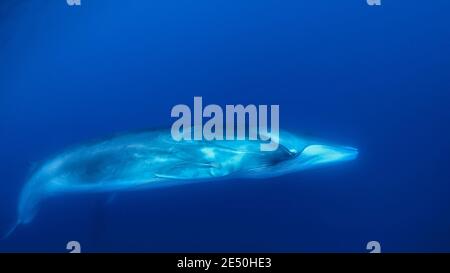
3,129 -> 358,238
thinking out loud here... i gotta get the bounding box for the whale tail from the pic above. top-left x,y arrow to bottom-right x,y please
3,174 -> 49,240
2,221 -> 20,240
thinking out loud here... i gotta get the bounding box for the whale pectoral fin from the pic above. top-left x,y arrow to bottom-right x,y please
106,193 -> 118,204
154,162 -> 230,180
208,164 -> 231,177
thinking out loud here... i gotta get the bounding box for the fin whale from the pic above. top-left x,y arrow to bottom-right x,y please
3,129 -> 358,238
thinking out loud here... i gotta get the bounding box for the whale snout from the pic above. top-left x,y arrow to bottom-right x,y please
300,144 -> 359,166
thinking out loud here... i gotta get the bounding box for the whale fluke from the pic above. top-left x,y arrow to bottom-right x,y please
2,221 -> 20,239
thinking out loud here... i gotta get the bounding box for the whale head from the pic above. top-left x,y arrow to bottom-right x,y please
258,131 -> 359,176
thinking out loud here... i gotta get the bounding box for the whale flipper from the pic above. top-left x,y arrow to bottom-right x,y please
154,162 -> 229,180
106,193 -> 118,205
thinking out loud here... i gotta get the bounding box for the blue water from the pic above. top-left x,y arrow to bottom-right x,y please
1,0 -> 450,252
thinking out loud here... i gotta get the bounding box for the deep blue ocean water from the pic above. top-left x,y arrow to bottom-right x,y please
1,0 -> 450,252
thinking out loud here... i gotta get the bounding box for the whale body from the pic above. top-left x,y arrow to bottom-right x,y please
4,129 -> 358,238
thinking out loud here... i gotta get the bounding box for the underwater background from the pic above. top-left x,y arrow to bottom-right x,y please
1,0 -> 450,252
